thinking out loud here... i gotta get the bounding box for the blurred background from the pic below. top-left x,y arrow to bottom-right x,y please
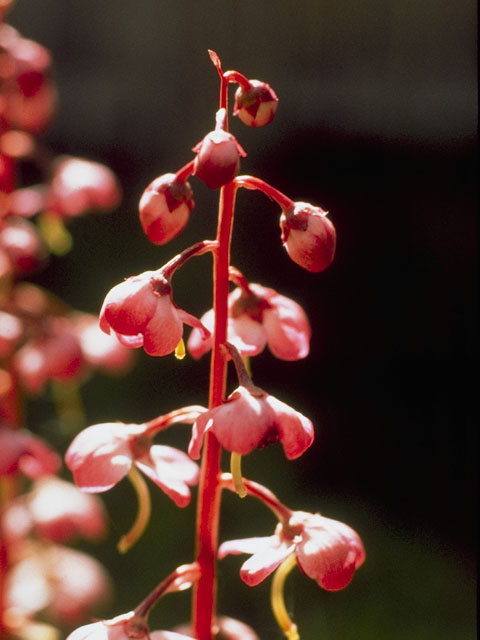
7,1 -> 476,638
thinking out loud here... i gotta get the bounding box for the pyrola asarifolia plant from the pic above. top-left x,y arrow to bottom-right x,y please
67,50 -> 365,639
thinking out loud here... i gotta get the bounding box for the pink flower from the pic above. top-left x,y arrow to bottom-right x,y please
233,79 -> 278,127
72,313 -> 133,373
188,385 -> 314,460
0,426 -> 60,479
0,216 -> 45,275
28,476 -> 106,542
99,269 -> 209,357
46,156 -> 121,218
0,310 -> 23,358
12,316 -> 84,393
5,543 -> 110,623
65,421 -> 199,507
193,108 -> 246,189
280,202 -> 336,272
188,282 -> 310,361
139,173 -> 194,245
218,510 -> 365,591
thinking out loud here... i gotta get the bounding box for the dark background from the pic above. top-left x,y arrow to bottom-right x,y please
8,1 -> 476,638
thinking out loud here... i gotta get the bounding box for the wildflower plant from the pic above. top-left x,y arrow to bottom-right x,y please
1,9 -> 365,637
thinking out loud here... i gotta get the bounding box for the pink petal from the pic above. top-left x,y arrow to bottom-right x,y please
142,297 -> 183,356
218,535 -> 278,559
135,445 -> 199,507
218,534 -> 294,585
240,541 -> 294,586
264,395 -> 314,459
262,294 -> 310,360
100,272 -> 157,336
188,415 -> 214,460
186,308 -> 214,359
229,315 -> 267,356
176,307 -> 210,340
65,423 -> 143,492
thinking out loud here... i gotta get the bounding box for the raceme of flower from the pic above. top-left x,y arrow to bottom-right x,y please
1,28 -> 366,639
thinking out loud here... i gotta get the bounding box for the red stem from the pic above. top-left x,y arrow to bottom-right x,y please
192,180 -> 237,639
234,175 -> 295,211
220,473 -> 292,523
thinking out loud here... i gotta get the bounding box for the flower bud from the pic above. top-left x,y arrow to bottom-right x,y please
233,79 -> 278,127
139,173 -> 193,245
280,201 -> 336,272
193,119 -> 246,189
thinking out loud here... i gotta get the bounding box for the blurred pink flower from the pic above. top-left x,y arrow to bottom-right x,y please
46,156 -> 121,218
5,543 -> 110,623
0,426 -> 60,479
66,421 -> 199,507
219,510 -> 365,590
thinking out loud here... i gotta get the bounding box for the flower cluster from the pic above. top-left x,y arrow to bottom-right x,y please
0,6 -> 129,637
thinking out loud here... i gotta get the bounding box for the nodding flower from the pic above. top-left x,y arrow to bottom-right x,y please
188,280 -> 310,361
99,269 -> 209,357
219,510 -> 365,591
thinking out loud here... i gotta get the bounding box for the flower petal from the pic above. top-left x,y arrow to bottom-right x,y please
65,423 -> 143,492
135,445 -> 199,507
264,395 -> 314,459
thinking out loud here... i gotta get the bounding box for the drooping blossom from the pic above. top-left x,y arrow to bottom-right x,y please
218,510 -> 365,591
139,173 -> 194,245
0,216 -> 46,275
1,475 -> 106,543
72,313 -> 133,373
193,108 -> 246,189
280,201 -> 336,272
65,416 -> 201,507
0,425 -> 60,479
188,384 -> 314,461
188,281 -> 310,361
233,80 -> 278,127
0,310 -> 23,357
45,156 -> 121,218
12,316 -> 84,393
99,269 -> 209,357
5,543 -> 110,623
0,23 -> 57,133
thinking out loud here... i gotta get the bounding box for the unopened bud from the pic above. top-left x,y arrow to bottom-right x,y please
280,202 -> 336,273
193,117 -> 246,189
233,80 -> 278,127
139,173 -> 194,245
